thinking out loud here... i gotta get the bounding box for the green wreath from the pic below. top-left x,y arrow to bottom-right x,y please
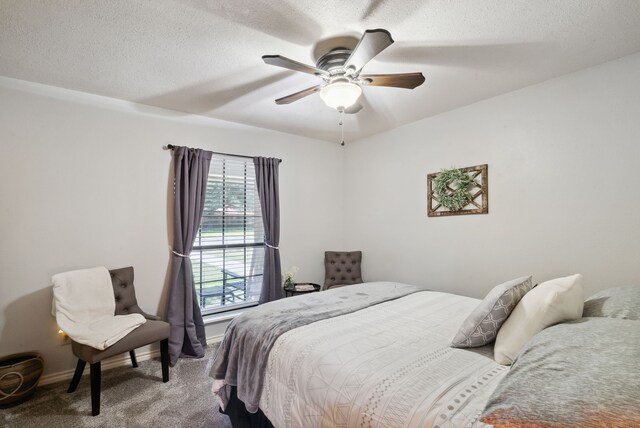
433,168 -> 474,211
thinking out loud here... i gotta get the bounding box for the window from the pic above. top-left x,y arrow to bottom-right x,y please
191,155 -> 264,314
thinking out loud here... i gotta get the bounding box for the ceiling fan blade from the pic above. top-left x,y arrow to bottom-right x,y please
343,29 -> 394,74
262,55 -> 329,78
274,84 -> 324,105
344,102 -> 363,114
360,72 -> 425,89
345,91 -> 373,115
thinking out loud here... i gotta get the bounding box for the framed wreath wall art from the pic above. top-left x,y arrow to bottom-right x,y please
427,164 -> 488,217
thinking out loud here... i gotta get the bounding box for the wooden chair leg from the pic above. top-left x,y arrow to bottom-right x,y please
67,359 -> 86,393
160,338 -> 169,383
90,361 -> 101,416
129,350 -> 138,368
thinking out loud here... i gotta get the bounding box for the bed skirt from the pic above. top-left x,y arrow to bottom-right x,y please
221,386 -> 274,428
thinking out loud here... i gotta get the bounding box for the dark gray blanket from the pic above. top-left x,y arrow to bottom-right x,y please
208,282 -> 422,413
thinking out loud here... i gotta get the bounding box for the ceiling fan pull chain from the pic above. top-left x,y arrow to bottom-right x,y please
340,109 -> 345,146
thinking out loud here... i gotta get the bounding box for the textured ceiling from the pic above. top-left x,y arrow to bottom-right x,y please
2,0 -> 640,143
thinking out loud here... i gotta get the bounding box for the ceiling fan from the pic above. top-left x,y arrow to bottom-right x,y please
262,28 -> 425,113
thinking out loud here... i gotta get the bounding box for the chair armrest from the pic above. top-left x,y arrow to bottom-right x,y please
139,311 -> 161,321
126,304 -> 161,321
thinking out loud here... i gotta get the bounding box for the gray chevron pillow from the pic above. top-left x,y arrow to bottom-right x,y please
451,276 -> 533,348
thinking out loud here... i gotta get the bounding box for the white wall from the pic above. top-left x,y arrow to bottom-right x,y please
0,78 -> 343,376
343,52 -> 640,299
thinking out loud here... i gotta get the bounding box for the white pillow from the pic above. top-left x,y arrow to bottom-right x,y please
493,274 -> 584,365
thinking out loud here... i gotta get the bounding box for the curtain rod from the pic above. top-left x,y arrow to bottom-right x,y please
165,144 -> 281,163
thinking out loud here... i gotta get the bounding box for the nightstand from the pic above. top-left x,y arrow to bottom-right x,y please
283,282 -> 321,297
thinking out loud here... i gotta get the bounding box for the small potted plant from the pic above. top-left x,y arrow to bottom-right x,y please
282,266 -> 299,289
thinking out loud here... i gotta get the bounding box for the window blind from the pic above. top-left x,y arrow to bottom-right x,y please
191,155 -> 264,314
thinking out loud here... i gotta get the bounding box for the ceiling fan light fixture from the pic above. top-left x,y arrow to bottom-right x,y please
319,80 -> 362,110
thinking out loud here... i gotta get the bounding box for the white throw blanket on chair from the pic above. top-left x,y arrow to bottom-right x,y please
52,266 -> 146,350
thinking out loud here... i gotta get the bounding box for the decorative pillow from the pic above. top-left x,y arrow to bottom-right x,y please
451,276 -> 533,348
481,317 -> 640,427
583,285 -> 640,320
493,274 -> 583,365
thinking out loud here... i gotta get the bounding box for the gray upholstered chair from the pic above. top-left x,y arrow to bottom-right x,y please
323,251 -> 364,290
66,266 -> 169,416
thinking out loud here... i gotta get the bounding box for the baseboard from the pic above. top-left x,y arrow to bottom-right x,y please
39,334 -> 224,386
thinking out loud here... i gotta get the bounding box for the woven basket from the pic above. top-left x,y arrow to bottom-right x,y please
0,352 -> 44,408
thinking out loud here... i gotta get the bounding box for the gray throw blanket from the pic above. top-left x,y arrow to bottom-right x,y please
208,282 -> 423,413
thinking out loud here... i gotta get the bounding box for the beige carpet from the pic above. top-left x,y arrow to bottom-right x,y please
0,345 -> 232,428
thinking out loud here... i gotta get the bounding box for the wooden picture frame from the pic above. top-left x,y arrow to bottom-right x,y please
427,164 -> 488,217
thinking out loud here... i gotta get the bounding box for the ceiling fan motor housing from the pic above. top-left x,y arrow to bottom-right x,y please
316,48 -> 354,76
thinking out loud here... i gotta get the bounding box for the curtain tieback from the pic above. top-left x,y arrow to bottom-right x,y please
170,248 -> 190,258
265,242 -> 279,250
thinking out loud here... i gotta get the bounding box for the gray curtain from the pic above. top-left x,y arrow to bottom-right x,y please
253,157 -> 283,304
167,146 -> 212,365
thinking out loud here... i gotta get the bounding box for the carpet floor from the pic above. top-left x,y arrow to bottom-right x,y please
0,345 -> 232,428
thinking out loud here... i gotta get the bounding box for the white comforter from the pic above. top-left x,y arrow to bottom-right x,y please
259,291 -> 507,428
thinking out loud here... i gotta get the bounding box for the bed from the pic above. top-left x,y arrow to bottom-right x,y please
209,281 -> 640,428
